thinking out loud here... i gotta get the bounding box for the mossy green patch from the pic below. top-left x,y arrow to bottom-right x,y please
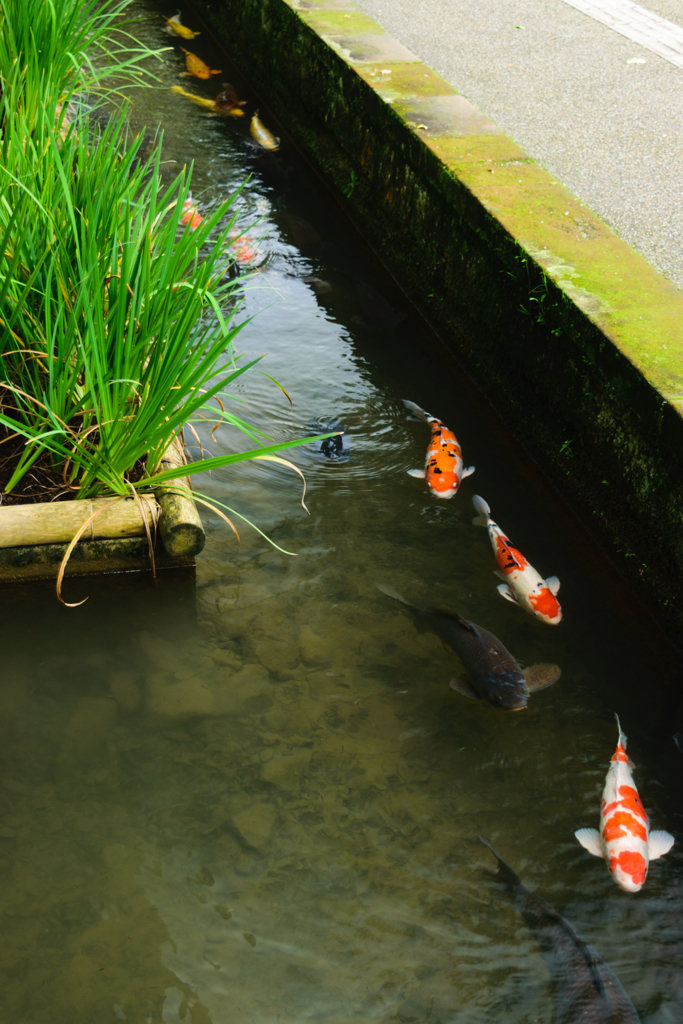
425,135 -> 528,164
300,10 -> 381,34
358,63 -> 457,98
453,160 -> 683,392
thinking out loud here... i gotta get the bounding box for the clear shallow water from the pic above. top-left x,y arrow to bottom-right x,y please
1,4 -> 682,1021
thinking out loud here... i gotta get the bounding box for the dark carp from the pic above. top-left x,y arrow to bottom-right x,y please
303,417 -> 350,462
480,838 -> 640,1023
377,584 -> 560,710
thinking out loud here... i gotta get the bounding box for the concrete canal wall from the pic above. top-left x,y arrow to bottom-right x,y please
192,0 -> 683,644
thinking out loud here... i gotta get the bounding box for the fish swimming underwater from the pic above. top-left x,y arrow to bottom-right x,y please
164,13 -> 200,38
481,838 -> 641,1023
472,495 -> 562,625
215,83 -> 246,112
179,196 -> 203,231
181,49 -> 221,79
403,399 -> 474,499
170,84 -> 241,115
303,418 -> 350,461
378,584 -> 560,710
250,111 -> 280,150
575,715 -> 674,893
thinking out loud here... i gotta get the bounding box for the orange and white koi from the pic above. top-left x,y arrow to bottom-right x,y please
164,13 -> 201,39
403,399 -> 474,499
227,230 -> 256,263
180,196 -> 203,231
471,495 -> 562,625
181,49 -> 221,80
575,715 -> 674,893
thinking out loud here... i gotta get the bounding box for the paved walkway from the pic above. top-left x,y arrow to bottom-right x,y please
352,0 -> 683,292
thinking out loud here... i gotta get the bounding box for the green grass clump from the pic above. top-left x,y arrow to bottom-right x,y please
0,0 -> 330,510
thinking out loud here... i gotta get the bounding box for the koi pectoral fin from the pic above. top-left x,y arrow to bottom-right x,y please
523,663 -> 561,691
575,828 -> 604,858
496,583 -> 520,606
449,677 -> 480,700
462,466 -> 475,479
545,575 -> 561,595
648,830 -> 675,860
406,469 -> 426,479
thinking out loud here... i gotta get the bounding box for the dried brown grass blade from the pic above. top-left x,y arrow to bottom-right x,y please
129,484 -> 160,578
188,494 -> 241,547
56,496 -> 123,606
255,454 -> 309,513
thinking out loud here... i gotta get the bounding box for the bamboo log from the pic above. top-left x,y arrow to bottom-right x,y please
155,438 -> 205,557
0,495 -> 158,550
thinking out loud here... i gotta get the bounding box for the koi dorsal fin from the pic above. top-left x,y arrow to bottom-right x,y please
428,607 -> 480,637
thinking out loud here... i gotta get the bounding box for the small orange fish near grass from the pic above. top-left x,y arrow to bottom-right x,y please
179,196 -> 203,231
228,230 -> 256,264
164,13 -> 200,39
181,49 -> 221,80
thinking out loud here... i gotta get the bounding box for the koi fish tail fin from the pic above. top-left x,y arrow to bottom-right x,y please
376,583 -> 419,610
648,830 -> 675,860
471,494 -> 491,527
479,837 -> 522,888
402,399 -> 432,422
615,712 -> 628,751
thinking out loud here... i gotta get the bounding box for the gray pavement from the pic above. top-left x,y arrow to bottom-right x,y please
352,0 -> 683,292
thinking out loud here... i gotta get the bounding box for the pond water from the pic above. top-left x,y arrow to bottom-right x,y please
1,3 -> 682,1022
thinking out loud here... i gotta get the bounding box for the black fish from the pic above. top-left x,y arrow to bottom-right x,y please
304,417 -> 350,462
377,585 -> 559,710
480,839 -> 640,1023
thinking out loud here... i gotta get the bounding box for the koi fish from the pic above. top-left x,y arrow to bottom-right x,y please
472,495 -> 562,625
165,13 -> 201,39
575,715 -> 674,893
481,839 -> 641,1023
304,417 -> 350,461
215,83 -> 246,111
227,231 -> 256,263
377,584 -> 560,711
250,111 -> 280,150
403,400 -> 474,498
180,197 -> 203,231
170,85 -> 243,116
181,49 -> 221,80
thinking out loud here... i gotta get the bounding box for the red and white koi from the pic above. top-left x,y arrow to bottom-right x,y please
179,196 -> 203,231
403,399 -> 474,499
471,495 -> 562,625
227,230 -> 256,264
575,715 -> 674,893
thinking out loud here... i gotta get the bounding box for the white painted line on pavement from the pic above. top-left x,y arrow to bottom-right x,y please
559,0 -> 683,69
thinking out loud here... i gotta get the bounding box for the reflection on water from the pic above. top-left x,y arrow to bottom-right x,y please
1,2 -> 682,1021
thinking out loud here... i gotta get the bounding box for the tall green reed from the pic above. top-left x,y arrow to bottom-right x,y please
0,0 -> 332,507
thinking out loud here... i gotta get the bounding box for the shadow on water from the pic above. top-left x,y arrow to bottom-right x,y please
1,2 -> 683,1021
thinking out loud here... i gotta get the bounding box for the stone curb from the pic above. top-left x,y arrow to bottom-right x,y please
192,0 -> 683,642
